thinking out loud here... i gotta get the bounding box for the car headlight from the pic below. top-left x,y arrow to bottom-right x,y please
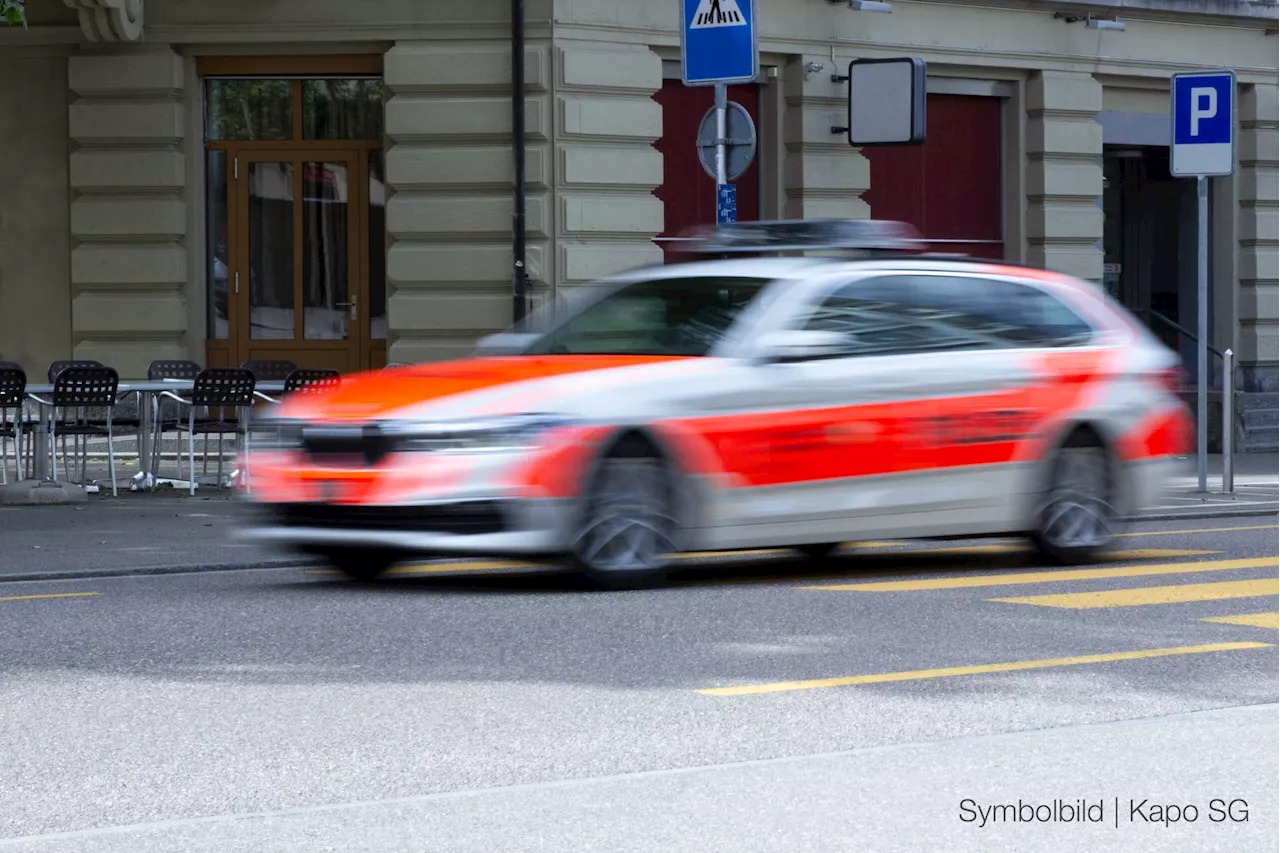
248,418 -> 304,451
390,413 -> 579,454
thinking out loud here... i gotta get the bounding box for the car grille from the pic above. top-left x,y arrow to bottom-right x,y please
301,426 -> 398,466
269,501 -> 507,535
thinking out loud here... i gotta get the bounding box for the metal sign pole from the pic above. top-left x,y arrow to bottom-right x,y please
1223,348 -> 1234,493
1196,174 -> 1209,493
714,83 -> 728,186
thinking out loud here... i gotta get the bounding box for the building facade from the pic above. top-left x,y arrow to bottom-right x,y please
0,0 -> 1276,442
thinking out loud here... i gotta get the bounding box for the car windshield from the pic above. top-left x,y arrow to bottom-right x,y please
522,276 -> 770,356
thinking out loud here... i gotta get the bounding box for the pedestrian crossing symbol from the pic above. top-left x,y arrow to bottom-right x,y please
691,0 -> 746,28
681,0 -> 757,86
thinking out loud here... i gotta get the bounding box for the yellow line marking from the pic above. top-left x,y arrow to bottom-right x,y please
1118,524 -> 1278,538
0,592 -> 99,603
806,556 -> 1269,592
992,578 -> 1279,610
1200,612 -> 1280,629
696,642 -> 1273,696
673,548 -> 788,560
306,560 -> 536,576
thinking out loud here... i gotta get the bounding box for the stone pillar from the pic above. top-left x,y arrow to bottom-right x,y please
0,53 -> 71,375
554,41 -> 664,290
1237,83 -> 1279,393
67,49 -> 188,378
383,40 -> 552,364
1025,71 -> 1103,282
782,56 -> 870,220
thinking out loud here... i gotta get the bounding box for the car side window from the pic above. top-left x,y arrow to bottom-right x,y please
801,274 -> 1094,357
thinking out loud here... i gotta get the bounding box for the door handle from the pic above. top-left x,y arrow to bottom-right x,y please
336,296 -> 357,319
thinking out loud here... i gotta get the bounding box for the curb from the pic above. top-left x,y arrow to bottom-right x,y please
1124,505 -> 1279,523
0,557 -> 325,584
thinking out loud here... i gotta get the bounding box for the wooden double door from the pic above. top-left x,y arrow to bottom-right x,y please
214,146 -> 386,373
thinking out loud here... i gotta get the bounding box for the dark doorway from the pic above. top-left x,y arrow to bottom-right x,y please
1103,145 -> 1209,378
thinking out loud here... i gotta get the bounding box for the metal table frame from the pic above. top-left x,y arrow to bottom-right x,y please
23,379 -> 285,492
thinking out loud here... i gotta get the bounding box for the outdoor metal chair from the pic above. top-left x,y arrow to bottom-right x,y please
146,359 -> 203,479
0,365 -> 26,485
242,359 -> 299,404
28,366 -> 122,496
283,368 -> 341,396
47,359 -> 102,383
160,368 -> 256,496
240,359 -> 298,381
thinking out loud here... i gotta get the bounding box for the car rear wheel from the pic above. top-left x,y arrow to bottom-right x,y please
321,547 -> 396,582
572,440 -> 678,591
1031,444 -> 1118,564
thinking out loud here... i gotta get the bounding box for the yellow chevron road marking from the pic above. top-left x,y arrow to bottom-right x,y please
992,578 -> 1279,610
806,556 -> 1269,592
1200,612 -> 1280,629
697,642 -> 1273,696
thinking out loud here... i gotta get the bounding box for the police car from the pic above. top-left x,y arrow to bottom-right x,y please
242,220 -> 1192,588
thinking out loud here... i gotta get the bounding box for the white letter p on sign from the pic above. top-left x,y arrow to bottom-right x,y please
1191,87 -> 1217,136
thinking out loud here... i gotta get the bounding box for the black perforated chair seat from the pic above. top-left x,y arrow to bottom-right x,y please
47,360 -> 103,383
283,368 -> 341,396
241,359 -> 299,382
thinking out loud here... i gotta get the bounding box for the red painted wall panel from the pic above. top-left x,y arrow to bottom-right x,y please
653,81 -> 761,263
863,94 -> 1004,260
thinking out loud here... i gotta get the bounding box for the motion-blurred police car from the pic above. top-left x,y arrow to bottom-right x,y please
241,220 -> 1192,588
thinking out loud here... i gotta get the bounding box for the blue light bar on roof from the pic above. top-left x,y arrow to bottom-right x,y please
681,219 -> 926,254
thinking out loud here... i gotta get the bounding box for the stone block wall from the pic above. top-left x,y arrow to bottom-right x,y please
1026,71 -> 1104,283
383,40 -> 552,363
67,49 -> 189,379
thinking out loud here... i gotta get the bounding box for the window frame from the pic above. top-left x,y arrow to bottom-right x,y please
785,269 -> 1100,360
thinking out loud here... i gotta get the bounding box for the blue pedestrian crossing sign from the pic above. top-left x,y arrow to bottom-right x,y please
1170,70 -> 1236,177
681,0 -> 758,87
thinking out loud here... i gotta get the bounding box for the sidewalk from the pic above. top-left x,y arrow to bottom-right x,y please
0,493 -> 316,582
1150,453 -> 1279,519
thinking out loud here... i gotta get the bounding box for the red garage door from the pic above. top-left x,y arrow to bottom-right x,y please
653,80 -> 761,263
862,94 -> 1003,260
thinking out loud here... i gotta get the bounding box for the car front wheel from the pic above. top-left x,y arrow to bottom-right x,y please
320,547 -> 397,582
571,441 -> 678,590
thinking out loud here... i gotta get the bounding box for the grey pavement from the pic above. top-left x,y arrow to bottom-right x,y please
0,493 -> 310,581
0,520 -> 1275,849
3,704 -> 1274,853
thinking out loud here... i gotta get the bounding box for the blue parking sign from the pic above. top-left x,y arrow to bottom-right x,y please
717,184 -> 737,224
681,0 -> 758,86
1170,70 -> 1236,177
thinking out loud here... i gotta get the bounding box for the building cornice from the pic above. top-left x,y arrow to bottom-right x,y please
63,0 -> 144,43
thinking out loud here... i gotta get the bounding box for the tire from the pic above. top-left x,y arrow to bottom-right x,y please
571,438 -> 679,591
796,542 -> 840,559
1031,444 -> 1119,564
322,547 -> 397,582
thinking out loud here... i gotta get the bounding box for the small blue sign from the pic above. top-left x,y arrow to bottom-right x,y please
717,184 -> 737,224
681,0 -> 758,87
1170,70 -> 1236,177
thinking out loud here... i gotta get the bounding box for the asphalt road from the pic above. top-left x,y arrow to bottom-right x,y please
1,517 -> 1276,851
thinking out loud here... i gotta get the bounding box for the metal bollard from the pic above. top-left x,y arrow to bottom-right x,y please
1222,348 -> 1234,493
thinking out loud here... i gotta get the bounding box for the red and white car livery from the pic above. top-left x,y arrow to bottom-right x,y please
242,220 -> 1192,588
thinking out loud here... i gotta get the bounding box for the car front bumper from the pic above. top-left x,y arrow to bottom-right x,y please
237,496 -> 577,557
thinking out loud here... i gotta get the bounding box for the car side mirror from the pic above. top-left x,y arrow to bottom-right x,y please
754,329 -> 849,363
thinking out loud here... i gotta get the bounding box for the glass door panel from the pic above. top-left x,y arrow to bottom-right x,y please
302,161 -> 351,341
247,161 -> 296,340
